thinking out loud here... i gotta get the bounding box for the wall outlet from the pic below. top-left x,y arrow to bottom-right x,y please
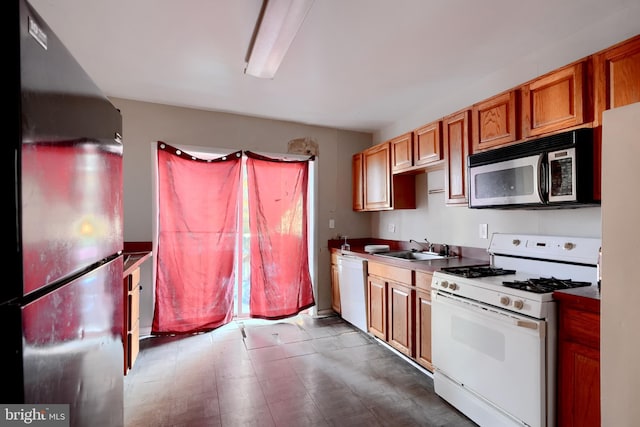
329,219 -> 335,229
388,223 -> 396,233
479,223 -> 488,239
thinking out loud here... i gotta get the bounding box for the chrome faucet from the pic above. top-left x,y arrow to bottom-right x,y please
409,238 -> 434,252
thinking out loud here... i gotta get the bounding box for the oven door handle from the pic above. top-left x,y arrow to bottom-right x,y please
516,319 -> 540,330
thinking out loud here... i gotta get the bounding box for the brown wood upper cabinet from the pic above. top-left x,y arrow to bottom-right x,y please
443,109 -> 471,206
360,141 -> 416,211
391,125 -> 443,174
363,142 -> 392,210
413,120 -> 443,166
352,153 -> 364,211
471,90 -> 519,152
390,132 -> 414,172
521,60 -> 588,137
593,34 -> 640,127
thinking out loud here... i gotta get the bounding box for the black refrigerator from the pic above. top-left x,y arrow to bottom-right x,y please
2,1 -> 125,425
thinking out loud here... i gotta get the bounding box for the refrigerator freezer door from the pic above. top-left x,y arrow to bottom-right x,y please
16,0 -> 123,299
2,256 -> 124,426
21,140 -> 123,296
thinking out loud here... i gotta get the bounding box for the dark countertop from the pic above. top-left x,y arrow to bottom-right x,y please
123,251 -> 152,277
330,240 -> 490,273
331,239 -> 601,308
553,285 -> 601,312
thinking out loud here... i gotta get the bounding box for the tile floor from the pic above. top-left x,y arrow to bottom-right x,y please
124,314 -> 477,427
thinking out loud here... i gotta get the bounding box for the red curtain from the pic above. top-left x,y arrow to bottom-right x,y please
152,142 -> 242,334
245,151 -> 315,319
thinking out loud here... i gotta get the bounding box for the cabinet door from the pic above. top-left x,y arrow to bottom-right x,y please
387,282 -> 414,357
415,290 -> 432,371
557,341 -> 600,427
594,34 -> 640,126
471,90 -> 519,152
330,263 -> 341,314
414,121 -> 442,166
125,268 -> 141,372
443,109 -> 471,205
352,153 -> 364,211
361,142 -> 416,211
367,276 -> 387,340
521,61 -> 587,137
390,132 -> 414,172
363,142 -> 392,210
556,298 -> 601,427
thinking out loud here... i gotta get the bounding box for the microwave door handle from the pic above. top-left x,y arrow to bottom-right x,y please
538,154 -> 547,202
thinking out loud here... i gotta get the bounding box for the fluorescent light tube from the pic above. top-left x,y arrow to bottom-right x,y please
245,0 -> 314,79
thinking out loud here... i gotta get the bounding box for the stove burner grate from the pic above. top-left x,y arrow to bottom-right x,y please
442,266 -> 516,278
502,277 -> 591,294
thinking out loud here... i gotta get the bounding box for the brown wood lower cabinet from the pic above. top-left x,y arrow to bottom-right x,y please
414,271 -> 433,371
124,267 -> 141,374
387,281 -> 414,357
330,252 -> 341,314
367,275 -> 387,340
555,292 -> 601,427
366,261 -> 437,371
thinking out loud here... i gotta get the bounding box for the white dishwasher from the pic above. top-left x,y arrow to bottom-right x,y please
336,254 -> 368,333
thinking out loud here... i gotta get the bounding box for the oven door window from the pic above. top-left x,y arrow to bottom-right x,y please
548,147 -> 577,202
469,154 -> 544,207
432,292 -> 546,427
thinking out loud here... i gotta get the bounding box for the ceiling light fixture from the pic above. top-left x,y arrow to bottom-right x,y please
244,0 -> 314,79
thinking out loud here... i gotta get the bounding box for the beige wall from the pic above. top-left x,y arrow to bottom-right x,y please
111,97 -> 372,331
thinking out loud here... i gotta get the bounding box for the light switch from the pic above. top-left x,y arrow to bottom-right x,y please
329,219 -> 335,229
479,223 -> 488,239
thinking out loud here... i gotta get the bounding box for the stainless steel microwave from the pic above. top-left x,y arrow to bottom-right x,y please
468,128 -> 598,209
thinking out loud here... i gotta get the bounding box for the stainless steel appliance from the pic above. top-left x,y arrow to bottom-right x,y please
1,1 -> 124,425
468,128 -> 597,209
431,233 -> 601,427
337,254 -> 368,333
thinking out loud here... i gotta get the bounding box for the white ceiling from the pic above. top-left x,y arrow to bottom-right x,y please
29,0 -> 640,137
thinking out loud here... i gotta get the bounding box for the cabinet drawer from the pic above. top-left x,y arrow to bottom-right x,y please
561,306 -> 600,349
368,262 -> 413,284
415,271 -> 433,293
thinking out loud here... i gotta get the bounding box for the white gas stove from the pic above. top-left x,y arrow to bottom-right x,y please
431,233 -> 601,427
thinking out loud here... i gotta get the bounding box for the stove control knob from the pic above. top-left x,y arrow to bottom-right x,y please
512,239 -> 521,246
563,242 -> 575,250
513,300 -> 524,310
500,296 -> 511,306
440,281 -> 449,289
449,283 -> 458,291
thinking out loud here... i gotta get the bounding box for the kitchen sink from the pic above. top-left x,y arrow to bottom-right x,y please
374,250 -> 454,261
